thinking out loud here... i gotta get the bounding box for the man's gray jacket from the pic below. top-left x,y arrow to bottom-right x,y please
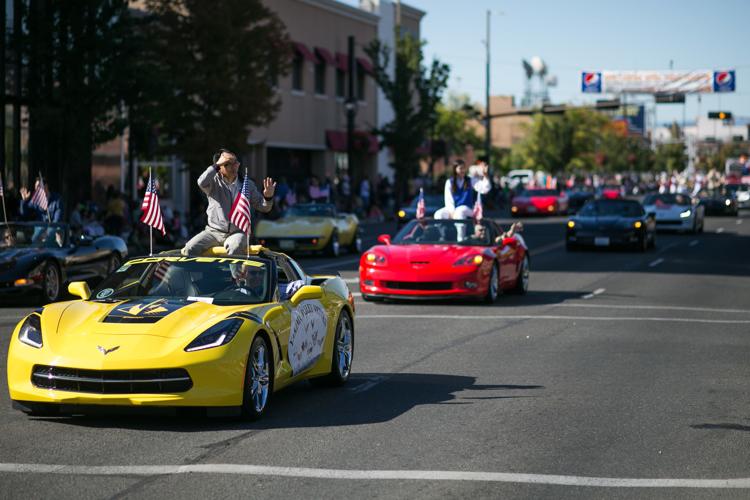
198,165 -> 272,233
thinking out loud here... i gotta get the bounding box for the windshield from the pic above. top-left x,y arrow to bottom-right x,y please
0,223 -> 67,249
393,219 -> 493,246
90,256 -> 272,305
643,194 -> 692,206
578,201 -> 644,217
288,204 -> 336,217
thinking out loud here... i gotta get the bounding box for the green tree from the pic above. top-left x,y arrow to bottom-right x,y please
143,0 -> 291,171
434,92 -> 483,158
366,33 -> 450,203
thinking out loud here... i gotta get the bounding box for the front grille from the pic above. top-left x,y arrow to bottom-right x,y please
383,281 -> 452,291
31,365 -> 192,394
657,220 -> 683,225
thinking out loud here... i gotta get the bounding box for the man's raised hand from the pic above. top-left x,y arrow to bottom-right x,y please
263,177 -> 277,199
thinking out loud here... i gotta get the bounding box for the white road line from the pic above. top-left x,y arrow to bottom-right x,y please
351,292 -> 362,297
737,219 -> 743,225
1,463 -> 749,489
349,375 -> 386,393
648,258 -> 664,268
555,303 -> 750,315
582,288 -> 605,300
343,278 -> 359,284
689,240 -> 699,247
532,241 -> 564,256
357,314 -> 750,325
717,227 -> 725,233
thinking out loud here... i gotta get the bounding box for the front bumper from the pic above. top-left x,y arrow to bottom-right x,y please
258,234 -> 329,253
567,229 -> 643,247
359,265 -> 490,299
655,217 -> 694,231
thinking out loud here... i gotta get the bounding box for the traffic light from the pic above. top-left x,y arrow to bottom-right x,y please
708,111 -> 733,120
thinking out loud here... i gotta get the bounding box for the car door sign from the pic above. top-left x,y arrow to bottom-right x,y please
288,300 -> 328,375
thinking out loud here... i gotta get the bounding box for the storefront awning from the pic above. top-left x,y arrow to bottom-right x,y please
314,47 -> 336,66
335,53 -> 349,72
293,41 -> 319,64
356,57 -> 374,75
326,130 -> 379,155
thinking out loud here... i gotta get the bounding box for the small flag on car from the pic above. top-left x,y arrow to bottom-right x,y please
229,171 -> 252,234
140,171 -> 165,236
30,175 -> 49,212
416,188 -> 426,220
473,192 -> 483,221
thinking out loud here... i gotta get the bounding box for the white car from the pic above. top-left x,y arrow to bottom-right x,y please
643,193 -> 704,233
726,184 -> 750,209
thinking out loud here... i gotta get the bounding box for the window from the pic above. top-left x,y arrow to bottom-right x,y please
314,60 -> 326,95
356,70 -> 365,101
336,69 -> 346,98
292,53 -> 304,91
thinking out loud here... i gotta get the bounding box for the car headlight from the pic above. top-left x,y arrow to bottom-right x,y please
680,209 -> 691,218
567,221 -> 575,228
18,314 -> 43,349
633,221 -> 643,229
454,255 -> 483,266
398,210 -> 406,218
185,318 -> 243,352
365,253 -> 386,265
725,199 -> 732,206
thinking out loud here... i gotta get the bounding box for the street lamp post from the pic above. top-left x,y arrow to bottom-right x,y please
346,35 -> 357,209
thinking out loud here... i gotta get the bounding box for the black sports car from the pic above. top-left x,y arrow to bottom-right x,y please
566,199 -> 656,252
0,222 -> 128,303
565,188 -> 595,213
697,188 -> 739,216
396,193 -> 444,226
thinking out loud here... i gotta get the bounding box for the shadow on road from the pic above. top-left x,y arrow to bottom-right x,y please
29,373 -> 543,431
691,423 -> 750,432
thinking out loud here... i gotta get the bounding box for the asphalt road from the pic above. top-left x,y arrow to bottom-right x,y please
1,211 -> 750,499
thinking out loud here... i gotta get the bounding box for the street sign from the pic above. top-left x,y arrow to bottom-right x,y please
713,71 -> 736,92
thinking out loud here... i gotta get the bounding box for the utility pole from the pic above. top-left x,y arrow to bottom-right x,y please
484,9 -> 491,166
345,35 -> 357,210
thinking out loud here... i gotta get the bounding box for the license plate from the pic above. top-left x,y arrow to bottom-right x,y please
594,237 -> 610,246
279,240 -> 295,250
527,206 -> 537,213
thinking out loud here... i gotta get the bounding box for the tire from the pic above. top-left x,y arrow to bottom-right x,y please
484,263 -> 499,304
41,261 -> 62,303
698,219 -> 704,234
511,255 -> 529,295
241,335 -> 272,421
648,232 -> 656,249
349,231 -> 363,254
313,310 -> 354,387
325,231 -> 340,257
637,235 -> 648,252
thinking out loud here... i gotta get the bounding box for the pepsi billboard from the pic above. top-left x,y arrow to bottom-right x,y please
713,70 -> 736,92
581,72 -> 602,93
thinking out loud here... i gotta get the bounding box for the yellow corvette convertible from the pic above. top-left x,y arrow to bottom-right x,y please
6,247 -> 355,420
256,203 -> 361,257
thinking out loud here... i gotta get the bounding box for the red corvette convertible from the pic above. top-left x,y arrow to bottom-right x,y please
511,189 -> 569,216
359,219 -> 529,302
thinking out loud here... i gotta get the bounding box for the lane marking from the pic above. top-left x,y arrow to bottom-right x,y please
648,258 -> 664,268
532,241 -> 564,256
716,227 -> 724,234
343,278 -> 359,284
349,375 -> 386,393
358,314 -> 750,325
556,303 -> 750,315
0,463 -> 749,488
737,219 -> 743,225
689,240 -> 699,247
582,288 -> 605,300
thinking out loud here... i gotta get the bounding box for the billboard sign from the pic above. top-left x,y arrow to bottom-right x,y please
581,72 -> 602,93
581,70 -> 734,94
713,70 -> 736,92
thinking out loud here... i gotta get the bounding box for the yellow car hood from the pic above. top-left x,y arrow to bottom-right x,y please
256,217 -> 333,237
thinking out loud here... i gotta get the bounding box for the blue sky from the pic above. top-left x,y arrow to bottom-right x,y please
346,0 -> 749,125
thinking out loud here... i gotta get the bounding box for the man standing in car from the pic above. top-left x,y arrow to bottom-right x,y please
182,149 -> 276,256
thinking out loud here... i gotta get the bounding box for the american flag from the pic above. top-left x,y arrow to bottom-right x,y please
140,173 -> 166,235
416,188 -> 425,220
229,173 -> 252,233
0,173 -> 4,196
472,192 -> 483,221
30,176 -> 49,211
153,260 -> 171,281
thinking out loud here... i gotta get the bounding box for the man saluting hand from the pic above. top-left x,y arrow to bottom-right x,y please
182,149 -> 276,256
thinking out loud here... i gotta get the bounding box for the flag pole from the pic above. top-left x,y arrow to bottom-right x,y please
245,168 -> 250,259
149,167 -> 153,256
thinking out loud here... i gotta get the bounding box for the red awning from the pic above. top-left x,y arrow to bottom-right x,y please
314,47 -> 336,66
325,130 -> 379,155
356,56 -> 374,75
293,41 -> 319,64
335,53 -> 349,72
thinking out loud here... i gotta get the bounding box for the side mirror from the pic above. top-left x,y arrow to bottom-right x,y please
290,285 -> 324,306
377,234 -> 391,245
68,281 -> 91,300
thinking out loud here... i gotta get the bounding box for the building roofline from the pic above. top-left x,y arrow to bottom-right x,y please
298,0 -> 379,25
401,3 -> 426,20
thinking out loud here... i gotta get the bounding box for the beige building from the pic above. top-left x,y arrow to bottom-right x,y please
486,95 -> 531,150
